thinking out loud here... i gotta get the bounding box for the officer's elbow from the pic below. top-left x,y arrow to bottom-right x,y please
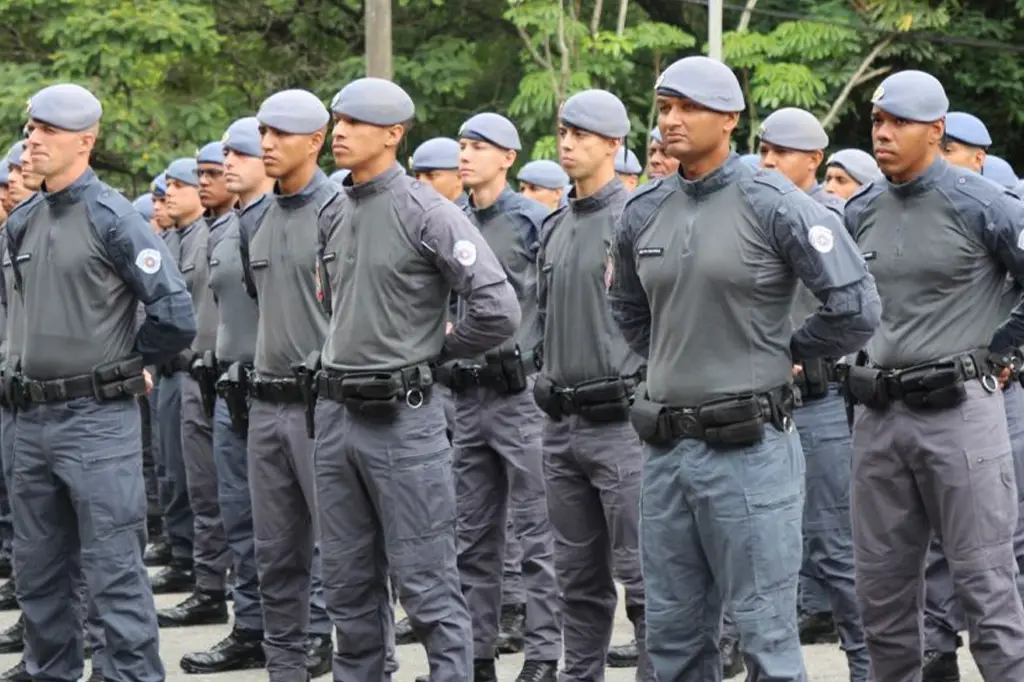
831,283 -> 882,355
492,288 -> 522,343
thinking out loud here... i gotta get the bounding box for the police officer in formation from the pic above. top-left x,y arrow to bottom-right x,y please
614,148 -> 643,191
516,160 -> 568,211
644,127 -> 679,180
823,149 -> 881,201
410,137 -> 468,208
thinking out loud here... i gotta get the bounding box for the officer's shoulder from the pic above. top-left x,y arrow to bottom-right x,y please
747,168 -> 798,197
5,193 -> 43,227
508,193 -> 549,224
843,179 -> 884,216
621,176 -> 672,227
946,165 -> 1006,209
91,183 -> 136,220
316,187 -> 347,221
538,204 -> 569,242
401,175 -> 448,213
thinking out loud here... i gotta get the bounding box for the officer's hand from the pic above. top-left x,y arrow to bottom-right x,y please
143,369 -> 154,394
792,364 -> 803,377
446,322 -> 453,335
997,366 -> 1011,389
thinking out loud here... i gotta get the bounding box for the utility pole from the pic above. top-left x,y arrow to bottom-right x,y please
365,0 -> 393,79
708,0 -> 723,62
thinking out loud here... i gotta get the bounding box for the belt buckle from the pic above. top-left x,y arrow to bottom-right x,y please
27,383 -> 43,404
677,410 -> 700,438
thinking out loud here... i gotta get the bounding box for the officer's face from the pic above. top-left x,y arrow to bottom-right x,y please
941,139 -> 985,174
261,125 -> 325,179
646,140 -> 679,179
223,150 -> 267,194
415,170 -> 463,202
824,166 -> 861,200
558,126 -> 618,181
617,173 -> 640,191
6,167 -> 30,206
519,183 -> 562,211
19,148 -> 42,192
0,186 -> 9,216
153,196 -> 173,229
331,116 -> 402,174
759,142 -> 822,190
197,162 -> 234,210
458,139 -> 514,188
871,108 -> 944,181
656,95 -> 738,167
25,119 -> 95,180
164,179 -> 202,222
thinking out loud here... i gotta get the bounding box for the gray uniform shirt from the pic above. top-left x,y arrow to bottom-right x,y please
538,178 -> 643,386
791,184 -> 846,324
610,154 -> 880,406
846,157 -> 1024,368
247,171 -> 337,377
460,186 -> 546,361
181,214 -> 225,353
319,164 -> 519,372
209,211 -> 259,365
6,169 -> 195,379
162,226 -> 182,265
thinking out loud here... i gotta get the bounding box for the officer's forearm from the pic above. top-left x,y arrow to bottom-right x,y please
135,292 -> 197,366
990,303 -> 1024,354
791,278 -> 881,361
608,296 -> 651,358
443,281 -> 521,359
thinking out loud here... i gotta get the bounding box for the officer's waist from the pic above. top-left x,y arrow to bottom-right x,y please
844,348 -> 993,411
533,371 -> 644,423
315,364 -> 433,407
793,357 -> 840,403
246,373 -> 303,403
437,348 -> 539,394
19,356 -> 146,405
157,353 -> 191,377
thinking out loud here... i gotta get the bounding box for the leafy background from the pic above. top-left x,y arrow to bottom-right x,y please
1,0 -> 1020,194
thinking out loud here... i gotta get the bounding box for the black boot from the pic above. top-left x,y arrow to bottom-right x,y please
797,610 -> 838,645
473,658 -> 498,682
180,628 -> 266,674
720,636 -> 744,679
607,639 -> 637,668
157,590 -> 228,627
306,633 -> 332,678
514,660 -> 557,682
395,616 -> 417,646
0,614 -> 23,654
87,665 -> 104,682
146,514 -> 164,540
0,660 -> 30,682
923,649 -> 961,682
149,558 -> 195,594
0,581 -> 17,611
495,602 -> 525,655
144,538 -> 172,567
0,552 -> 11,581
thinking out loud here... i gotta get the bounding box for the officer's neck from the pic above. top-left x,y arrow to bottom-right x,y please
240,179 -> 275,209
45,161 -> 90,194
207,201 -> 234,218
176,208 -> 204,228
889,148 -> 939,185
349,151 -> 398,186
277,161 -> 318,196
575,164 -> 615,199
796,175 -> 816,193
679,143 -> 731,182
470,176 -> 507,210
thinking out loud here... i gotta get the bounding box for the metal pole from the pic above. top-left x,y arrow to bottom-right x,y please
708,0 -> 723,62
365,0 -> 393,79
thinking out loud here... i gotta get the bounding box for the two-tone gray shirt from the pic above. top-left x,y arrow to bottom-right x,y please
610,153 -> 880,406
243,171 -> 337,378
846,156 -> 1024,368
180,215 -> 225,354
209,203 -> 263,366
319,163 -> 519,372
538,178 -> 643,386
5,169 -> 195,379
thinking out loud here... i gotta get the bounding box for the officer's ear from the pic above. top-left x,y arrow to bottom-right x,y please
722,112 -> 740,135
809,149 -> 824,171
310,127 -> 327,154
385,120 -> 411,150
926,119 -> 944,147
79,123 -> 99,156
501,148 -> 517,171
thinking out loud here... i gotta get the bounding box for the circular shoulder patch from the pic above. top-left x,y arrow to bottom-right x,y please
135,248 -> 162,274
808,225 -> 835,254
453,239 -> 477,267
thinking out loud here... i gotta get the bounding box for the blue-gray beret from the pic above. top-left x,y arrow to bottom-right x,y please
6,142 -> 23,170
944,112 -> 991,148
133,193 -> 155,220
870,71 -> 948,122
165,158 -> 199,187
222,117 -> 262,158
411,137 -> 460,171
615,149 -> 643,175
739,153 -> 760,169
517,160 -> 569,190
560,90 -> 631,139
826,149 -> 881,185
459,113 -> 520,151
759,107 -> 828,151
982,155 -> 1018,190
26,84 -> 103,131
151,172 -> 167,197
656,56 -> 744,113
196,142 -> 224,165
329,169 -> 350,185
0,164 -> 9,186
330,78 -> 415,127
257,89 -> 329,135
650,127 -> 662,144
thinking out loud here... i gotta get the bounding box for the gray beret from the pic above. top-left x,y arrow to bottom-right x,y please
758,107 -> 828,151
257,89 -> 329,135
656,56 -> 744,113
870,71 -> 948,122
944,112 -> 992,148
330,78 -> 415,126
517,160 -> 569,190
411,137 -> 460,171
196,142 -> 224,165
650,127 -> 662,144
615,149 -> 643,175
459,113 -> 520,151
560,90 -> 631,139
826,149 -> 881,185
26,84 -> 103,131
222,117 -> 262,158
151,172 -> 167,197
739,153 -> 760,169
329,169 -> 350,185
133,193 -> 155,221
165,158 -> 199,187
6,142 -> 23,170
982,155 -> 1018,190
0,164 -> 9,186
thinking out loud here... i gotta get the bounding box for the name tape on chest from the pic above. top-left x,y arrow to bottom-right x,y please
453,239 -> 477,267
807,225 -> 834,254
637,247 -> 664,257
135,248 -> 162,274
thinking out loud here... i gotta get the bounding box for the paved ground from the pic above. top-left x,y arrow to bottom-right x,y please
0,575 -> 985,681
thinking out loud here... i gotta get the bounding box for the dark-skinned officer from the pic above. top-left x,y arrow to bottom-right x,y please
845,70 -> 1024,681
824,149 -> 881,202
516,160 -> 568,211
609,57 -> 880,682
315,77 -> 518,682
6,82 -> 195,682
242,89 -> 335,682
644,127 -> 679,180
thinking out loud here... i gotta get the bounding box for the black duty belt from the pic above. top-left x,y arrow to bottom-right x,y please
158,353 -> 191,378
793,357 -> 839,403
630,384 -> 794,447
533,373 -> 643,423
315,363 -> 434,419
436,348 -> 536,396
19,356 -> 147,406
246,376 -> 304,404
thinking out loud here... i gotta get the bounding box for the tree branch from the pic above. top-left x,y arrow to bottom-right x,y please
557,0 -> 571,102
853,65 -> 891,87
515,24 -> 553,71
736,0 -> 758,32
616,0 -> 629,36
820,34 -> 895,130
590,0 -> 604,40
